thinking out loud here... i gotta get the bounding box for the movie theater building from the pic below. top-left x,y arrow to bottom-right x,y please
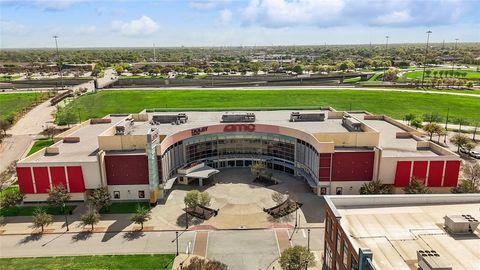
16,109 -> 461,203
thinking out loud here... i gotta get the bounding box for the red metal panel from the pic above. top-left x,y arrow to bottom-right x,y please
443,161 -> 461,187
33,167 -> 50,193
105,155 -> 149,185
319,168 -> 331,178
16,167 -> 35,193
320,157 -> 331,167
67,166 -> 85,192
394,161 -> 412,187
157,158 -> 163,182
412,161 -> 428,181
427,161 -> 444,187
331,152 -> 374,181
50,167 -> 67,188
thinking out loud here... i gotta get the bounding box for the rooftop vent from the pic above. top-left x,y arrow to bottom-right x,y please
115,118 -> 134,135
290,112 -> 325,122
417,250 -> 452,270
221,112 -> 255,123
63,137 -> 80,143
444,214 -> 479,234
342,116 -> 362,132
90,118 -> 112,124
151,113 -> 188,125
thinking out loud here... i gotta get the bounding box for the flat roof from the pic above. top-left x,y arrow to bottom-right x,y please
329,195 -> 480,270
25,116 -> 127,163
350,113 -> 438,157
130,110 -> 350,136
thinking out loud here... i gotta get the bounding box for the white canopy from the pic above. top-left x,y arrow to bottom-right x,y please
185,166 -> 219,179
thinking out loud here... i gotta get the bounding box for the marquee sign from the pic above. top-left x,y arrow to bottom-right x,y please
223,124 -> 256,132
191,126 -> 208,136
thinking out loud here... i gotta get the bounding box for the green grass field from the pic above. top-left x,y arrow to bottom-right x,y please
27,138 -> 55,156
0,186 -> 19,198
403,69 -> 480,80
0,205 -> 76,217
101,202 -> 150,214
0,254 -> 175,270
0,93 -> 41,119
63,90 -> 480,123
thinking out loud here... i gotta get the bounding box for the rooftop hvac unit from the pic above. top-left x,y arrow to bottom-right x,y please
417,250 -> 452,270
290,112 -> 325,122
115,118 -> 134,135
444,214 -> 479,234
221,112 -> 256,123
151,113 -> 188,124
342,116 -> 362,131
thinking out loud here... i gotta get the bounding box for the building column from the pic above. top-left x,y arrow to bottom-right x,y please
199,178 -> 203,187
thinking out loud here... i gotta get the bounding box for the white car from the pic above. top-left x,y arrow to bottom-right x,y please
469,150 -> 480,159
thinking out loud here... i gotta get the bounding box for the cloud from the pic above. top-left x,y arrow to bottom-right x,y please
77,26 -> 96,35
0,20 -> 27,35
112,16 -> 159,37
218,9 -> 233,25
189,0 -> 230,10
375,10 -> 412,25
0,0 -> 89,10
242,0 -> 346,27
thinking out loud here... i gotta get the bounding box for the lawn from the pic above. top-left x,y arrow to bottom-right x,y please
0,254 -> 175,270
62,89 -> 480,123
0,93 -> 41,120
343,76 -> 361,83
0,75 -> 20,82
27,138 -> 54,156
0,185 -> 19,198
101,202 -> 150,214
402,69 -> 480,80
0,205 -> 76,217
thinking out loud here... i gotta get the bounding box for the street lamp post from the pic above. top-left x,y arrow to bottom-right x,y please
451,38 -> 459,72
62,202 -> 69,231
444,108 -> 450,143
307,228 -> 311,251
185,202 -> 189,229
421,31 -> 432,88
53,35 -> 64,90
175,231 -> 179,256
382,35 -> 390,82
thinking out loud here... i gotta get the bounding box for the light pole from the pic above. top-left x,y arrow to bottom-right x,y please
53,35 -> 64,90
175,231 -> 179,256
307,228 -> 311,251
62,202 -> 69,231
382,35 -> 390,82
184,202 -> 189,229
421,30 -> 432,88
444,108 -> 450,143
451,38 -> 459,73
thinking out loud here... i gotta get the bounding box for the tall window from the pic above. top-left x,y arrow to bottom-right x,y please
325,243 -> 333,270
336,229 -> 342,255
351,255 -> 359,270
343,243 -> 348,268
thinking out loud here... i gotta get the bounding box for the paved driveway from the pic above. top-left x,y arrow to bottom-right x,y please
206,230 -> 280,270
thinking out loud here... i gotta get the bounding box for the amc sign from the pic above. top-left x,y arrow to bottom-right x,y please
191,126 -> 208,136
223,124 -> 256,132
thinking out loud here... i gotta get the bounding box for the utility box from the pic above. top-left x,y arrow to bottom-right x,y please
290,112 -> 325,122
444,214 -> 479,234
417,250 -> 452,270
221,112 -> 255,123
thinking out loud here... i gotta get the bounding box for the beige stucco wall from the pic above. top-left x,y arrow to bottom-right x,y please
313,132 -> 379,147
98,134 -> 147,151
24,192 -> 86,202
108,185 -> 150,201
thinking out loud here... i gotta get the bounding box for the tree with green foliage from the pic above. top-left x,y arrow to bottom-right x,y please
184,257 -> 227,270
450,133 -> 474,153
292,64 -> 304,75
403,178 -> 431,194
337,60 -> 355,71
384,67 -> 400,81
360,179 -> 393,194
129,205 -> 151,230
404,113 -> 416,126
251,161 -> 267,179
186,67 -> 197,75
1,189 -> 25,214
81,210 -> 100,230
56,109 -> 78,127
88,187 -> 111,212
423,123 -> 443,140
184,190 -> 211,208
410,118 -> 423,129
0,118 -> 10,136
32,207 -> 53,233
422,113 -> 443,123
461,161 -> 480,187
47,184 -> 71,223
451,179 -> 479,193
279,245 -> 316,270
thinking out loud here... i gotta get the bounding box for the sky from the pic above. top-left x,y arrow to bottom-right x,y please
1,0 -> 479,48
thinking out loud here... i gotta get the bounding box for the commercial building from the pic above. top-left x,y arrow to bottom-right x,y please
323,194 -> 480,270
16,108 -> 461,202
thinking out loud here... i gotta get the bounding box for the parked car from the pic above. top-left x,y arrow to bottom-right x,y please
459,147 -> 470,154
469,150 -> 480,159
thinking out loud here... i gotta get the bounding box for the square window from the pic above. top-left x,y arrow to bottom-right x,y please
138,190 -> 145,199
113,191 -> 120,199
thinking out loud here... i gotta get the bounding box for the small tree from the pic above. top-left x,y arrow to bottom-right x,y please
410,118 -> 423,129
404,113 -> 416,126
251,161 -> 266,179
360,179 -> 393,194
292,64 -> 304,75
0,118 -> 10,136
423,123 -> 442,140
32,207 -> 53,233
279,245 -> 316,270
81,210 -> 100,231
129,205 -> 151,230
450,133 -> 472,153
1,189 -> 25,214
451,180 -> 480,193
403,178 -> 431,194
184,190 -> 211,208
184,257 -> 227,270
462,161 -> 480,187
47,184 -> 71,209
88,187 -> 111,212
